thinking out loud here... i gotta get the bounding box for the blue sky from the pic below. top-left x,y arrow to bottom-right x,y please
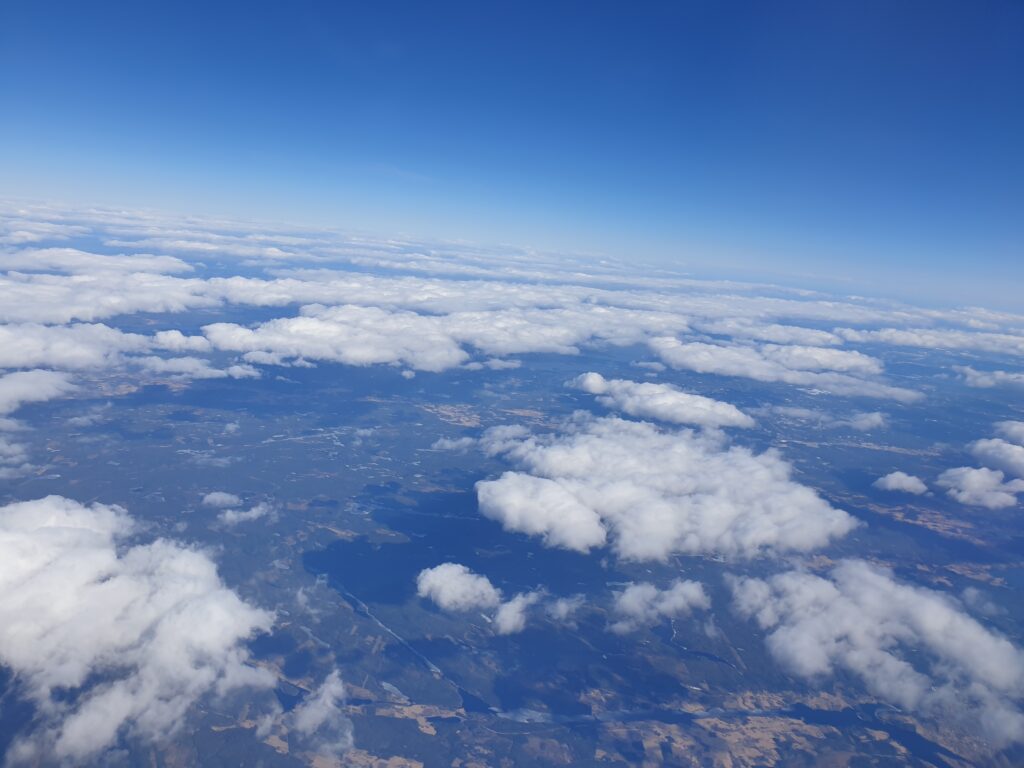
1,1 -> 1022,306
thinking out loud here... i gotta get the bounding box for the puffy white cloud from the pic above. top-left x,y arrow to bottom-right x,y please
152,329 -> 212,353
204,305 -> 469,373
202,491 -> 242,508
971,438 -> 1024,479
0,323 -> 150,371
759,344 -> 882,375
203,302 -> 693,373
493,591 -> 544,635
476,472 -> 608,553
956,366 -> 1024,389
218,502 -> 275,526
996,420 -> 1024,446
571,372 -> 754,429
937,467 -> 1024,508
0,369 -> 76,415
648,337 -> 920,402
730,560 -> 1024,747
610,579 -> 710,634
415,564 -> 574,635
0,496 -> 275,762
0,271 -> 220,324
286,671 -> 353,759
477,414 -> 857,562
416,563 -> 502,611
873,471 -> 928,494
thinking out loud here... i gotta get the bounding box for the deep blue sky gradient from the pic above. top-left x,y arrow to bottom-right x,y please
1,1 -> 1022,305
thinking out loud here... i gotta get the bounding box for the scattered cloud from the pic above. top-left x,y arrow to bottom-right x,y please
571,371 -> 755,429
730,560 -> 1024,747
996,420 -> 1024,446
477,413 -> 858,561
873,471 -> 928,495
648,337 -> 920,402
696,319 -> 841,346
610,579 -> 710,633
956,366 -> 1024,389
760,405 -> 889,432
202,491 -> 242,508
970,438 -> 1024,479
0,323 -> 150,371
204,305 -> 470,372
416,563 -> 502,611
493,591 -> 544,635
545,595 -> 585,626
285,671 -> 353,759
0,496 -> 275,763
937,466 -> 1024,509
218,502 -> 275,526
136,356 -> 260,380
0,369 -> 76,415
416,564 -> 571,635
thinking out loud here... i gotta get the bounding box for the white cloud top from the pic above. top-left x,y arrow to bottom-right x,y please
0,369 -> 76,415
610,580 -> 710,633
415,563 -> 502,611
493,591 -> 544,635
971,438 -> 1024,479
202,491 -> 243,508
730,560 -> 1024,746
937,467 -> 1024,509
0,496 -> 274,762
873,471 -> 928,495
477,414 -> 858,561
997,420 -> 1024,446
648,337 -> 920,401
571,372 -> 754,429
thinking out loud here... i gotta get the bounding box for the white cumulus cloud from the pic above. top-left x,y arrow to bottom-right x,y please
0,369 -> 76,415
937,466 -> 1024,509
571,371 -> 754,429
873,471 -> 928,495
610,579 -> 710,633
0,496 -> 275,763
415,563 -> 502,611
730,560 -> 1024,747
476,414 -> 858,562
970,438 -> 1024,479
202,491 -> 242,508
648,337 -> 920,402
